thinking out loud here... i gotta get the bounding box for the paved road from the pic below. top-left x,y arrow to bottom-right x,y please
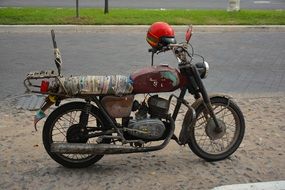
0,0 -> 284,9
0,26 -> 285,99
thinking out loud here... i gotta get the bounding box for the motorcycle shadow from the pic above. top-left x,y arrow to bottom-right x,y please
21,148 -> 242,189
44,149 -> 238,175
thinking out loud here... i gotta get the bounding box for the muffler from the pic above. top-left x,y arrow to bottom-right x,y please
50,116 -> 175,155
51,143 -> 139,154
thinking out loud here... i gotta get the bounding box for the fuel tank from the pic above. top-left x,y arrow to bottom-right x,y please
131,65 -> 181,94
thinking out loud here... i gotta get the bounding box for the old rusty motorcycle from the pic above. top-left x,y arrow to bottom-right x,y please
24,22 -> 245,168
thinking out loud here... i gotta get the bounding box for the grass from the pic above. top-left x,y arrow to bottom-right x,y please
0,7 -> 284,25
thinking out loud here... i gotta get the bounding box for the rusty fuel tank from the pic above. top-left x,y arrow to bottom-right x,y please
130,65 -> 181,94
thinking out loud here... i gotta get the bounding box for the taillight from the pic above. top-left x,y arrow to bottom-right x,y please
40,80 -> 49,93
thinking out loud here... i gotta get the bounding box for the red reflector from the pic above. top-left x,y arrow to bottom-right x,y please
40,80 -> 49,93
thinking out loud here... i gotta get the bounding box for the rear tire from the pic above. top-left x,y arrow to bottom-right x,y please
42,101 -> 109,168
188,97 -> 245,161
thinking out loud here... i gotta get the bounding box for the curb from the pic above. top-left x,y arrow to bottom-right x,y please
212,181 -> 285,190
0,25 -> 285,33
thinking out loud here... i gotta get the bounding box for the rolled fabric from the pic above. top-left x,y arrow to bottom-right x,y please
59,75 -> 133,96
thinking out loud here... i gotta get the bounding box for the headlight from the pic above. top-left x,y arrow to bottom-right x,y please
195,61 -> 209,79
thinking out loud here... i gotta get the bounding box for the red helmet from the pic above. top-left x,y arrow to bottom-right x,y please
146,22 -> 176,49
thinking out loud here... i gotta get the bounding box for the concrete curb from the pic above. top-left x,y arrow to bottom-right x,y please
1,25 -> 285,33
212,181 -> 285,190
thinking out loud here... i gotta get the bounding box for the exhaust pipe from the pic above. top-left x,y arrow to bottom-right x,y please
51,116 -> 175,155
51,143 -> 139,154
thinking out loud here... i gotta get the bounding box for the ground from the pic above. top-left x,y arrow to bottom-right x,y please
0,94 -> 284,189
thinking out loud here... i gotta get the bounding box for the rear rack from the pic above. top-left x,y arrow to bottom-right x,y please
23,70 -> 68,97
26,70 -> 58,79
23,30 -> 68,97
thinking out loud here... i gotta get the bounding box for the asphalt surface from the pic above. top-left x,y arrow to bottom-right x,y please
0,26 -> 285,99
0,0 -> 284,9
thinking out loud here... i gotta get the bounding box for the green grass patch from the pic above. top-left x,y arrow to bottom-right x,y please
0,7 -> 284,25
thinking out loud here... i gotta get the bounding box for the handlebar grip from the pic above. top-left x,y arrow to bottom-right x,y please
51,30 -> 57,49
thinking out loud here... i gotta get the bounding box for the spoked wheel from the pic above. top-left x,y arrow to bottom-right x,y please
188,97 -> 245,161
42,102 -> 110,168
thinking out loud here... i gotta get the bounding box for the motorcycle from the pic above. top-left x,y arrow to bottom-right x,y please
24,24 -> 245,168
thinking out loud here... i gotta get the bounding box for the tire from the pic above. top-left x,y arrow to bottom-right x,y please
42,101 -> 110,168
188,97 -> 245,161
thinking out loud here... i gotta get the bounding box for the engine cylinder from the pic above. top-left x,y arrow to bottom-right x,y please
148,95 -> 170,118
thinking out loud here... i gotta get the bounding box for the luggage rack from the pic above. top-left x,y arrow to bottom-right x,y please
23,30 -> 70,97
23,70 -> 68,96
26,70 -> 58,79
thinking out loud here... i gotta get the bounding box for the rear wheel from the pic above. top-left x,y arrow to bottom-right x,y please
42,102 -> 110,168
188,97 -> 245,161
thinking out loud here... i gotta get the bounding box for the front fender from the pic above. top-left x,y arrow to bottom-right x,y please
191,94 -> 233,110
179,94 -> 233,145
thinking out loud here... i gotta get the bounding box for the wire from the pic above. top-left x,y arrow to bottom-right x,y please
193,54 -> 205,63
188,43 -> 194,56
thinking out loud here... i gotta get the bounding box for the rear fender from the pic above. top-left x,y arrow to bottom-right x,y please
34,95 -> 58,131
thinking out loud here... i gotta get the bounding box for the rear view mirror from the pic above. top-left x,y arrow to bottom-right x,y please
185,25 -> 193,44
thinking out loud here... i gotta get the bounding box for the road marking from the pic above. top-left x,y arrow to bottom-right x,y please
254,1 -> 271,4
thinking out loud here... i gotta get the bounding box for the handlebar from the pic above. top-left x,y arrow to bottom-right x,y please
148,46 -> 172,55
148,43 -> 194,66
148,43 -> 187,53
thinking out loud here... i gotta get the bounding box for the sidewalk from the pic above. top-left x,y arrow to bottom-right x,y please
213,181 -> 285,190
1,25 -> 285,33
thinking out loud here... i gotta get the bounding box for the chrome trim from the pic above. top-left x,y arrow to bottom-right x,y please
204,61 -> 209,79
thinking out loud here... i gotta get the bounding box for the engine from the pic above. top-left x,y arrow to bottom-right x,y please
124,95 -> 170,140
126,118 -> 165,140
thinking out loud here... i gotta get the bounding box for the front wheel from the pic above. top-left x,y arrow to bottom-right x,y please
188,97 -> 245,161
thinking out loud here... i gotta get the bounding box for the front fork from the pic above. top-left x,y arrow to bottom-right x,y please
190,64 -> 222,132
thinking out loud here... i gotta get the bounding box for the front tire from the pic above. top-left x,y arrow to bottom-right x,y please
42,101 -> 109,168
188,97 -> 245,161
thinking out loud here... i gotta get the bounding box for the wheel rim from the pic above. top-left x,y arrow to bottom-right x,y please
50,108 -> 104,162
194,103 -> 241,155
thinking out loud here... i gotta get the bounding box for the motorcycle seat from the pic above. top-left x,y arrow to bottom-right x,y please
59,75 -> 133,96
